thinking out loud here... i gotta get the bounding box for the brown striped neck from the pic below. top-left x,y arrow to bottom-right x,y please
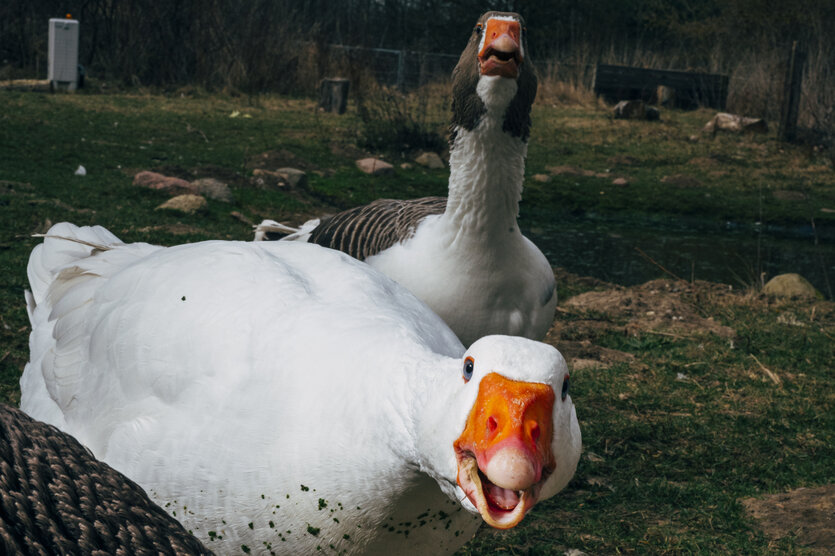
450,11 -> 537,143
442,11 -> 537,244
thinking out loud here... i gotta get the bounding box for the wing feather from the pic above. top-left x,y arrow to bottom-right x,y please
309,197 -> 447,260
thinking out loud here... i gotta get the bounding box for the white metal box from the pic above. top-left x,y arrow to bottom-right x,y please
48,18 -> 79,88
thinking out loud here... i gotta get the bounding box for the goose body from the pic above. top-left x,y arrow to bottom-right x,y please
22,223 -> 581,555
0,403 -> 211,555
255,11 -> 555,347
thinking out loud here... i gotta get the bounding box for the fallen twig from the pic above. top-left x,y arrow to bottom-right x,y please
635,247 -> 687,283
750,354 -> 782,385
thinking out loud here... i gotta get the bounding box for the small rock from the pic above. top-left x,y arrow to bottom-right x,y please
190,177 -> 231,201
134,171 -> 195,195
613,100 -> 660,121
252,169 -> 279,179
762,273 -> 821,299
400,162 -> 413,170
414,152 -> 445,169
156,194 -> 208,214
661,174 -> 702,188
612,177 -> 629,186
532,173 -> 552,183
276,168 -> 307,189
356,158 -> 393,176
703,113 -> 768,135
74,165 -> 86,176
252,169 -> 287,189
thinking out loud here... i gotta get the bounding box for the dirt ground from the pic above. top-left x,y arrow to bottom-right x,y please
547,273 -> 834,553
546,275 -> 736,371
742,485 -> 835,554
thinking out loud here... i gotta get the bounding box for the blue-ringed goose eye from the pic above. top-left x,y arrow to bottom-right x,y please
463,356 -> 475,382
561,374 -> 570,401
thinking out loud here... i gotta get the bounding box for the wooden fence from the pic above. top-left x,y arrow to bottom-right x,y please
593,64 -> 729,110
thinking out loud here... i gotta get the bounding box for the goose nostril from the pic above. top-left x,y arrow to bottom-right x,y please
530,421 -> 540,444
487,416 -> 498,433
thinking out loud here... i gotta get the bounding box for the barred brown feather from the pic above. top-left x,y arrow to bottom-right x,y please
308,197 -> 447,260
0,404 -> 212,555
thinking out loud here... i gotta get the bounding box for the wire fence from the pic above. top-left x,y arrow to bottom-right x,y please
327,44 -> 459,90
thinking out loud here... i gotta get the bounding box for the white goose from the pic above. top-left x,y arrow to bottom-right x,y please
255,11 -> 555,347
22,222 -> 581,555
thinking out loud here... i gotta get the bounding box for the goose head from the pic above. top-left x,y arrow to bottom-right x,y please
451,11 -> 537,140
419,336 -> 581,530
476,13 -> 525,79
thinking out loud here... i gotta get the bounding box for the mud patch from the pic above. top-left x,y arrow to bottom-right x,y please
742,484 -> 835,554
562,279 -> 736,339
546,278 -> 737,369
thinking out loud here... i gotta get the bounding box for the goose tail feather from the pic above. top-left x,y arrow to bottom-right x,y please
253,218 -> 320,242
26,223 -> 123,310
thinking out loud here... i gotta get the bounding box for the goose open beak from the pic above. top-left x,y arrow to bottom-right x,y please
478,18 -> 523,78
454,372 -> 555,529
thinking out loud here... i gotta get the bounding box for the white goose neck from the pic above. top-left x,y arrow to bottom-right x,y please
408,354 -> 467,501
445,76 -> 527,240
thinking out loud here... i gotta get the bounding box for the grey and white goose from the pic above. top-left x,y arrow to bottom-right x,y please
255,11 -> 554,347
0,403 -> 211,555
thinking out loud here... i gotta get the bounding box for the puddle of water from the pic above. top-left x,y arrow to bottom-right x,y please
522,212 -> 835,299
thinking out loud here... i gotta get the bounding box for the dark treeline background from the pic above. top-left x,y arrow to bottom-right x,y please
1,1 -> 833,130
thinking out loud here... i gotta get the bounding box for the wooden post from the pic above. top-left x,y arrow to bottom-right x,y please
318,78 -> 350,114
778,41 -> 805,142
396,50 -> 406,91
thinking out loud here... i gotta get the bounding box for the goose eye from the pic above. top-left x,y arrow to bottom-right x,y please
561,374 -> 570,401
463,356 -> 475,382
475,23 -> 482,34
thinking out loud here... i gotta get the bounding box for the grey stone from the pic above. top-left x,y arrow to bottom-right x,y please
276,168 -> 307,189
415,152 -> 445,169
190,177 -> 231,201
356,158 -> 394,176
762,273 -> 821,299
703,113 -> 768,135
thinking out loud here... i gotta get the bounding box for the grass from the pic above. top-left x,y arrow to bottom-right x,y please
1,88 -> 833,554
524,104 -> 835,227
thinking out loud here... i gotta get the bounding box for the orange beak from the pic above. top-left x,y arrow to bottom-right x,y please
478,18 -> 523,78
453,372 -> 555,528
